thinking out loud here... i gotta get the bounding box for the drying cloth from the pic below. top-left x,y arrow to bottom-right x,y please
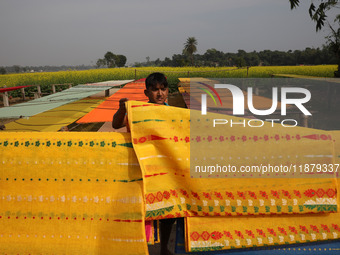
1,100 -> 339,254
77,80 -> 149,124
126,100 -> 339,253
0,132 -> 148,255
4,98 -> 103,132
85,80 -> 134,86
145,220 -> 160,245
185,136 -> 340,253
0,85 -> 110,118
127,101 -> 337,221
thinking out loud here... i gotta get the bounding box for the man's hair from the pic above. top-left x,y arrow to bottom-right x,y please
145,72 -> 168,90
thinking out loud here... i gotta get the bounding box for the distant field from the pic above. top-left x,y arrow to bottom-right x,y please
0,65 -> 337,94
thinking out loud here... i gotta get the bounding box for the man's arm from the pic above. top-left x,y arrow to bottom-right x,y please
112,98 -> 128,129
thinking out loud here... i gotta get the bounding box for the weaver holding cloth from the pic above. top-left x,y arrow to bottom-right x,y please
113,72 -> 173,255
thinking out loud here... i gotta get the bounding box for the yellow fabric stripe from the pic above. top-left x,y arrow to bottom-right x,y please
4,98 -> 103,132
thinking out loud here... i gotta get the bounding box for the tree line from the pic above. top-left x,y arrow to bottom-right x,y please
0,65 -> 94,74
134,46 -> 338,68
0,45 -> 337,75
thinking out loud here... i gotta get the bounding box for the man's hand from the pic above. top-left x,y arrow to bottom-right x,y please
119,98 -> 129,111
112,98 -> 129,129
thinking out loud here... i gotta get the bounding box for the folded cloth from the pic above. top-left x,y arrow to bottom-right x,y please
185,211 -> 340,252
176,218 -> 340,254
182,131 -> 340,253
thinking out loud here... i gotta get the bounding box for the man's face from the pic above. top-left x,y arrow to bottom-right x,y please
144,83 -> 169,104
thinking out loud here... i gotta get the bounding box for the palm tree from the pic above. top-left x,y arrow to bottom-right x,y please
183,37 -> 198,66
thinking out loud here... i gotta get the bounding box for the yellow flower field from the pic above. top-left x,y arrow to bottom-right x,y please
0,65 -> 337,94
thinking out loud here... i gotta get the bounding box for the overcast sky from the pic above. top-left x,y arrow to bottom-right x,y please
0,0 -> 338,66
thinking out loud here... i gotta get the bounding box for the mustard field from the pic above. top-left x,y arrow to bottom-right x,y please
0,65 -> 337,94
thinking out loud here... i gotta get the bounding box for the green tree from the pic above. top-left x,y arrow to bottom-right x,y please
172,54 -> 190,67
235,57 -> 246,68
115,55 -> 127,67
13,65 -> 21,73
161,57 -> 172,67
104,51 -> 116,68
289,0 -> 339,31
134,62 -> 142,67
154,58 -> 161,66
326,15 -> 340,77
0,67 -> 6,74
204,48 -> 224,66
183,37 -> 198,66
96,58 -> 106,68
246,51 -> 261,66
290,0 -> 339,75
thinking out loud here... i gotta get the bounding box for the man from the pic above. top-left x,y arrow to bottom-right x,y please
112,72 -> 174,254
112,72 -> 169,129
